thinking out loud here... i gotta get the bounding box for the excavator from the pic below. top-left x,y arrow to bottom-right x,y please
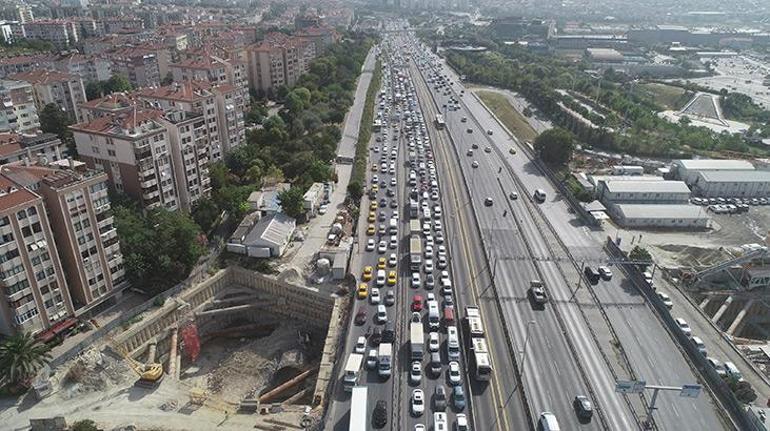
113,344 -> 164,388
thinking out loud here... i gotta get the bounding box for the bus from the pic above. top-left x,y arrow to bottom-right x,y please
349,386 -> 367,431
435,113 -> 446,129
470,337 -> 493,381
464,306 -> 485,338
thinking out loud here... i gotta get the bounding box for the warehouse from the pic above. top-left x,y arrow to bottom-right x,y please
597,180 -> 691,205
673,159 -> 755,185
610,204 -> 710,229
692,170 -> 770,198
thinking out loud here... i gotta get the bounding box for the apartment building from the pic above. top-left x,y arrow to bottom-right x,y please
23,20 -> 80,50
78,92 -> 135,123
245,33 -> 316,96
0,173 -> 73,336
0,132 -> 68,165
2,160 -> 126,314
0,79 -> 40,135
71,108 -> 180,211
169,55 -> 248,96
295,26 -> 339,53
9,70 -> 87,123
0,55 -> 55,79
135,80 -> 223,162
211,83 -> 245,154
54,54 -> 113,83
107,47 -> 161,89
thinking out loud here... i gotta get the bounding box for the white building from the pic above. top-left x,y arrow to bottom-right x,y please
227,212 -> 296,258
597,180 -> 691,205
610,204 -> 710,229
303,182 -> 324,217
673,159 -> 755,186
692,170 -> 770,198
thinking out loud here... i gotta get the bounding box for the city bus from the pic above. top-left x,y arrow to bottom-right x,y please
435,113 -> 445,129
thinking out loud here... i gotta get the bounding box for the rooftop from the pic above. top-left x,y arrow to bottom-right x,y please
136,81 -> 214,103
244,212 -> 296,248
675,159 -> 755,171
70,108 -> 164,138
614,204 -> 709,220
697,170 -> 770,183
603,180 -> 691,194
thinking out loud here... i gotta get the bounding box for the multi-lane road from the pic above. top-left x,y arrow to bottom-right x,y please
327,22 -> 730,431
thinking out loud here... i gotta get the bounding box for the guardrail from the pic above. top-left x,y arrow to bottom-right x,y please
605,238 -> 755,431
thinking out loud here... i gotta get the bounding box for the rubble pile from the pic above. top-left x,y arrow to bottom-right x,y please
59,348 -> 132,398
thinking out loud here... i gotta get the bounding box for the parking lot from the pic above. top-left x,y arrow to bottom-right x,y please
689,55 -> 770,109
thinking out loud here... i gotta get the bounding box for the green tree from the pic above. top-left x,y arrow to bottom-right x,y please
731,380 -> 757,403
192,198 -> 220,233
347,180 -> 363,202
106,74 -> 132,93
0,332 -> 52,385
533,127 -> 575,166
161,72 -> 173,86
85,81 -> 104,101
71,419 -> 99,431
39,103 -> 73,142
629,246 -> 652,265
278,186 -> 306,219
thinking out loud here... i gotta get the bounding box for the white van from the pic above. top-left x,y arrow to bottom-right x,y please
434,412 -> 448,431
376,269 -> 386,287
538,412 -> 560,431
447,326 -> 460,361
534,189 -> 547,202
691,336 -> 707,356
428,300 -> 440,329
723,361 -> 743,381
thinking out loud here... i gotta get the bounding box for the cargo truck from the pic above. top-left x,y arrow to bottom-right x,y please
342,353 -> 364,391
349,386 -> 367,431
378,343 -> 393,379
410,322 -> 425,360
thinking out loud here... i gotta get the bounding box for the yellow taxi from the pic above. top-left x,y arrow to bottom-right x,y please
362,266 -> 373,281
372,163 -> 378,172
370,201 -> 378,211
371,184 -> 379,193
368,211 -> 376,222
387,270 -> 397,286
357,283 -> 368,299
367,224 -> 376,235
377,257 -> 387,269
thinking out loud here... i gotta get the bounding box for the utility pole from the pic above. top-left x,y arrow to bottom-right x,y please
615,380 -> 702,429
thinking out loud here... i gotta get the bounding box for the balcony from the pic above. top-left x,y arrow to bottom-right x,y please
140,177 -> 157,188
100,228 -> 117,243
6,286 -> 31,302
111,268 -> 126,281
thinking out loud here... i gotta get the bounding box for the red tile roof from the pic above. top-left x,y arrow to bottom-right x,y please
9,69 -> 79,85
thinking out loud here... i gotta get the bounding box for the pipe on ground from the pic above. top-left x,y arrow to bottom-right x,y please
167,328 -> 178,378
259,367 -> 317,403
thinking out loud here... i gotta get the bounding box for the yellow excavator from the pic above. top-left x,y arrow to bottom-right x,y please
113,344 -> 164,388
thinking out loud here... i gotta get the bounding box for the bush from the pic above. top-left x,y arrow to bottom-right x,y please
71,419 -> 99,431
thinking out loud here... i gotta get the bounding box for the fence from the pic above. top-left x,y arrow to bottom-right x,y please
49,246 -> 221,368
605,237 -> 756,431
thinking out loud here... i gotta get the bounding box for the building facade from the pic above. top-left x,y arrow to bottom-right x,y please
9,70 -> 87,123
597,180 -> 691,205
108,48 -> 161,89
23,20 -> 80,50
673,159 -> 756,186
0,79 -> 40,135
692,170 -> 770,198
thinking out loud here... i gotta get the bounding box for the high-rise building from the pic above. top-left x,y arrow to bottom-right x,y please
71,108 -> 180,211
9,70 -> 87,123
0,172 -> 73,335
22,20 -> 80,50
0,79 -> 40,135
1,160 -> 126,315
0,132 -> 68,165
107,47 -> 161,89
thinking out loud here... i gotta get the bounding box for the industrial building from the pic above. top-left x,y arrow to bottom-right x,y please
227,212 -> 296,258
597,180 -> 691,205
692,170 -> 770,198
609,204 -> 710,229
672,159 -> 755,186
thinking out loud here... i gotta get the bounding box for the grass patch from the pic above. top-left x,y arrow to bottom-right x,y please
637,83 -> 691,110
349,58 -> 382,202
476,90 -> 538,143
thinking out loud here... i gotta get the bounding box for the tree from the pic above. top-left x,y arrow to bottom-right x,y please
278,186 -> 306,219
161,72 -> 173,86
629,246 -> 652,265
39,103 -> 73,143
106,74 -> 132,93
71,420 -> 99,431
0,332 -> 52,385
731,380 -> 757,403
192,198 -> 220,233
533,127 -> 574,166
347,180 -> 363,202
85,81 -> 104,101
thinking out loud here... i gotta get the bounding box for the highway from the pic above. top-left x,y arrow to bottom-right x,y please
425,35 -> 730,430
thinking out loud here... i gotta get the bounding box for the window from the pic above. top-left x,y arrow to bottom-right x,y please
16,210 -> 26,220
27,207 -> 36,216
107,149 -> 116,157
92,146 -> 100,154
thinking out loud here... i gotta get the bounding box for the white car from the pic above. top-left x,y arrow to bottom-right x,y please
437,255 -> 448,269
447,361 -> 462,385
433,205 -> 442,218
429,332 -> 440,352
366,239 -> 375,251
424,259 -> 434,273
658,292 -> 673,309
376,304 -> 388,324
389,235 -> 398,249
456,414 -> 469,431
378,240 -> 387,254
388,253 -> 398,267
370,287 -> 381,305
437,245 -> 447,257
354,336 -> 366,354
411,389 -> 425,416
424,245 -> 434,259
390,178 -> 397,186
440,270 -> 450,282
366,349 -> 378,369
412,272 -> 422,288
410,360 -> 422,384
675,317 -> 692,337
434,220 -> 443,231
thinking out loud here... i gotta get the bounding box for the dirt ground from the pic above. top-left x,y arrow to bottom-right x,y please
610,206 -> 770,269
181,323 -> 307,404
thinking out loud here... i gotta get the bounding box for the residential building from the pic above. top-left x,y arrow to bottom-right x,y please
0,173 -> 73,336
295,26 -> 338,53
597,180 -> 691,205
245,33 -> 316,95
672,159 -> 756,185
0,79 -> 40,135
0,55 -> 56,79
71,108 -> 180,211
1,160 -> 126,314
609,204 -> 710,229
78,92 -> 135,123
211,83 -> 245,154
692,170 -> 770,198
9,70 -> 87,123
107,47 -> 161,89
135,80 -> 223,162
54,54 -> 113,83
0,132 -> 67,165
22,20 -> 80,50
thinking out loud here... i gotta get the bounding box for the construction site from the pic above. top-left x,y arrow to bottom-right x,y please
0,266 -> 348,431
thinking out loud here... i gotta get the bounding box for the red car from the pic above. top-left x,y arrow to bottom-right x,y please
355,308 -> 367,325
411,295 -> 424,312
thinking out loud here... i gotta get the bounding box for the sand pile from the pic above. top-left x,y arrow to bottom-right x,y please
650,244 -> 734,269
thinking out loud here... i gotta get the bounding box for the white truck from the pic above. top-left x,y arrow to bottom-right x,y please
410,322 -> 425,360
378,343 -> 393,379
410,236 -> 422,271
342,353 -> 364,392
349,386 -> 368,431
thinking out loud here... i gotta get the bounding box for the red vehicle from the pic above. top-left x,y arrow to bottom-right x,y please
355,308 -> 367,325
412,295 -> 424,312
